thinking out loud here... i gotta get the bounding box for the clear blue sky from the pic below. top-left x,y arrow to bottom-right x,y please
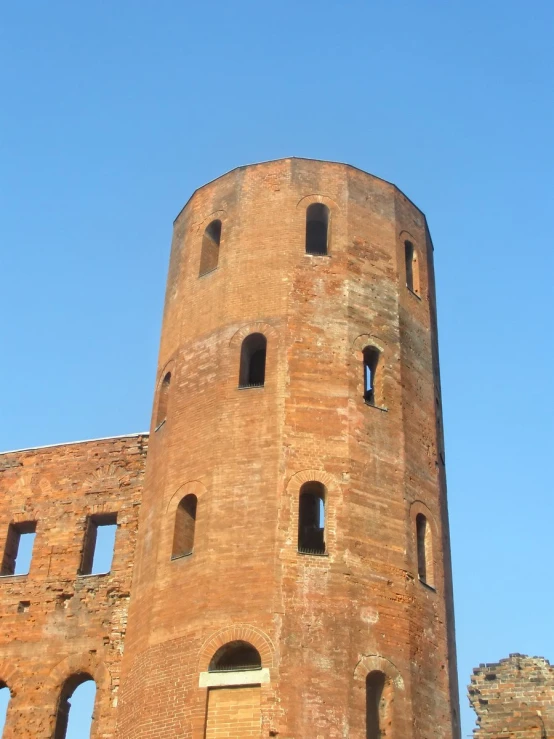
1,2 -> 553,736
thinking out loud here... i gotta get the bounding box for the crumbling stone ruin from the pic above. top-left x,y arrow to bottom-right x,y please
469,654 -> 554,737
0,158 -> 462,738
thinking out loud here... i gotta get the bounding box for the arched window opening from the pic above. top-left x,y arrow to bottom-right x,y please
298,481 -> 326,555
54,673 -> 96,739
0,683 -> 11,736
416,513 -> 434,587
239,333 -> 267,388
208,641 -> 262,673
199,219 -> 222,276
366,671 -> 387,739
404,240 -> 420,296
305,203 -> 329,255
155,372 -> 171,429
363,347 -> 380,406
172,494 -> 197,559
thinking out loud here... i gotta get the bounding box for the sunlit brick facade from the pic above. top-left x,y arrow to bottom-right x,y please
0,159 -> 461,738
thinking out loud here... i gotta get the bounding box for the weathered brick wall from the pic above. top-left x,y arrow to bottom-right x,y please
205,686 -> 262,738
0,433 -> 147,738
117,158 -> 460,738
469,654 -> 554,737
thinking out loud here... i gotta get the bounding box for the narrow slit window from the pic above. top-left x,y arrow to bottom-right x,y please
79,513 -> 117,575
54,674 -> 96,739
305,203 -> 329,255
172,494 -> 197,559
366,671 -> 386,739
416,513 -> 434,586
199,219 -> 222,276
0,521 -> 37,576
436,396 -> 445,463
363,347 -> 380,406
0,682 -> 11,736
239,333 -> 267,388
208,641 -> 262,672
404,240 -> 420,295
298,481 -> 326,555
156,371 -> 171,429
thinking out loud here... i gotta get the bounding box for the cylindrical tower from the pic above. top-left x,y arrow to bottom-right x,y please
117,158 -> 460,739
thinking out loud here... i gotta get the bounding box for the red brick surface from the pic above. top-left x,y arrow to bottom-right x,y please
0,434 -> 147,737
205,686 -> 262,738
116,159 -> 461,738
469,654 -> 554,737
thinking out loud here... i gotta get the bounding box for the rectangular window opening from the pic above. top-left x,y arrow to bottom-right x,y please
79,513 -> 117,576
1,522 -> 37,576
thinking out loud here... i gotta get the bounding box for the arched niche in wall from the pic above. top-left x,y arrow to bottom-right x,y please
353,655 -> 404,739
409,500 -> 439,591
154,359 -> 176,432
399,230 -> 425,298
352,334 -> 389,410
296,194 -> 339,256
166,480 -> 207,562
229,322 -> 279,392
285,469 -> 339,558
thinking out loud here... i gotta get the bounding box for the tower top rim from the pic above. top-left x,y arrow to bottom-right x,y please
174,156 -> 428,226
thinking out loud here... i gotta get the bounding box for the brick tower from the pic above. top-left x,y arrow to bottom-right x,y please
116,158 -> 460,739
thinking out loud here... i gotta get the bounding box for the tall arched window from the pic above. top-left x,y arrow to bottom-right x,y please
208,641 -> 262,672
366,671 -> 388,739
239,333 -> 267,388
363,347 -> 380,406
172,494 -> 197,559
305,203 -> 329,255
416,513 -> 434,587
199,219 -> 222,276
54,673 -> 96,739
404,240 -> 420,296
298,481 -> 326,555
0,682 -> 11,736
155,372 -> 171,429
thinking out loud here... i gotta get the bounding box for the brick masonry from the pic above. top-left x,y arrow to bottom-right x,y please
0,158 -> 462,738
117,158 -> 460,738
205,686 -> 262,738
0,434 -> 147,738
469,654 -> 554,737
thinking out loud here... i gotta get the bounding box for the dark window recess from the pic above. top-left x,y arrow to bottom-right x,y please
17,600 -> 30,613
79,513 -> 117,575
208,641 -> 262,672
54,673 -> 96,739
298,482 -> 326,554
1,521 -> 37,576
239,333 -> 267,388
172,494 -> 197,559
366,671 -> 386,739
305,203 -> 329,255
363,347 -> 380,405
416,513 -> 428,582
199,219 -> 222,276
405,240 -> 414,291
436,396 -> 445,463
405,240 -> 420,295
156,371 -> 171,429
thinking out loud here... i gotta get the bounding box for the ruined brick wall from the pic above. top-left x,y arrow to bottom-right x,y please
0,433 -> 147,738
117,158 -> 460,738
469,654 -> 554,737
